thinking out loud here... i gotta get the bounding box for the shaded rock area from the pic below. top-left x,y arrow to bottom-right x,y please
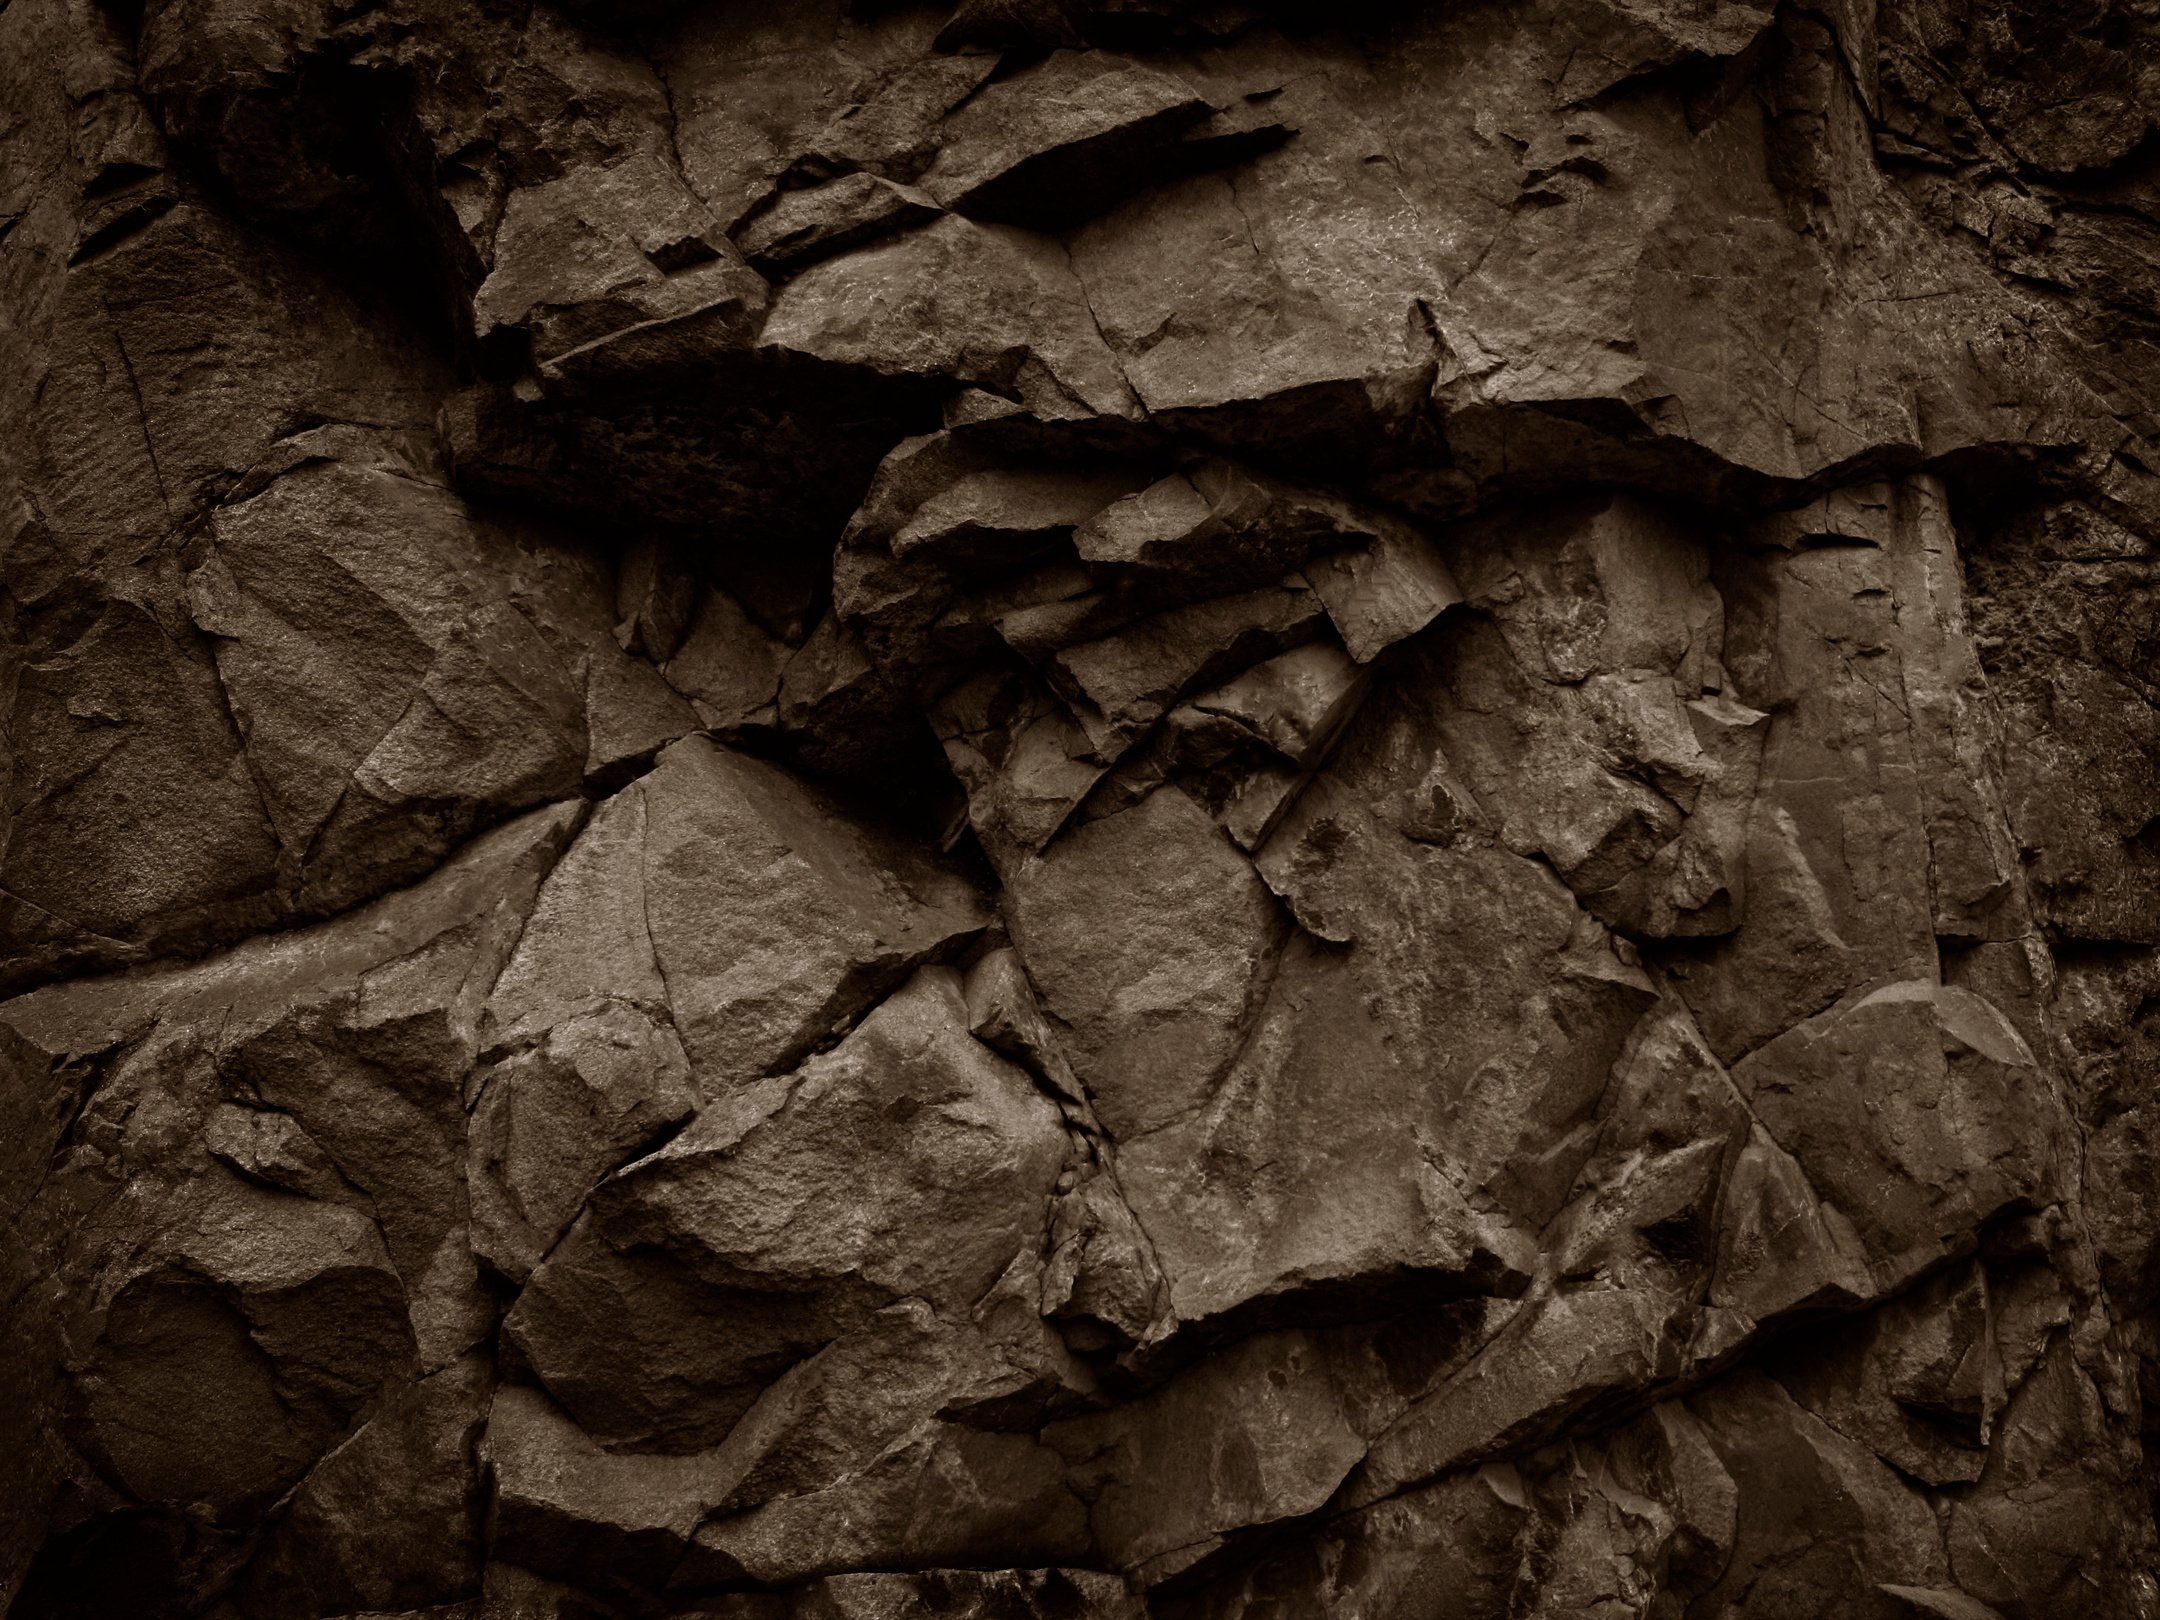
5,0 -> 2160,1615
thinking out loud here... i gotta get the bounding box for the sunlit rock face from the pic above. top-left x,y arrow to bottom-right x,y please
5,2 -> 2160,1616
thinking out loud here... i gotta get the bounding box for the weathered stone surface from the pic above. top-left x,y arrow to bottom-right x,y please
1766,1263 -> 2004,1487
931,666 -> 1107,875
660,5 -> 979,229
502,969 -> 1066,1450
240,1354 -> 493,1620
10,0 -> 2160,1613
1730,978 -> 2068,1283
467,1006 -> 699,1285
1004,784 -> 1284,1143
761,216 -> 1140,422
486,737 -> 987,1090
663,588 -> 789,735
918,50 -> 1209,228
1343,1285 -> 1688,1507
735,176 -> 944,276
676,1422 -> 1088,1587
1684,1368 -> 1958,1617
1045,1300 -> 1506,1577
1043,581 -> 1325,760
186,443 -> 589,908
788,1570 -> 1140,1620
0,803 -> 577,1600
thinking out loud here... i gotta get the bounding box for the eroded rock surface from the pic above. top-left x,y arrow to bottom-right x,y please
5,0 -> 2160,1615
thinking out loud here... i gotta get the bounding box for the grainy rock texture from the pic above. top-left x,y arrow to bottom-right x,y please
3,0 -> 2160,1615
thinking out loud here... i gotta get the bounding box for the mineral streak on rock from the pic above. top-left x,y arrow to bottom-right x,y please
4,0 -> 2160,1616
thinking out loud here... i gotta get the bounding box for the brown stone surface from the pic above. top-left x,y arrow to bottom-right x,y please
5,3 -> 2160,1616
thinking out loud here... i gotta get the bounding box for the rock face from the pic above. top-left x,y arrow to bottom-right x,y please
4,1 -> 2160,1616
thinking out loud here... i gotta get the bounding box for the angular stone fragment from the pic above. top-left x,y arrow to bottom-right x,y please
503,970 -> 1067,1448
678,1422 -> 1088,1587
789,1570 -> 1141,1620
467,1006 -> 699,1284
1045,1301 -> 1508,1576
1946,1332 -> 2157,1613
614,536 -> 703,663
664,588 -> 788,734
931,674 -> 1103,882
486,738 -> 987,1089
1686,1370 -> 1956,1617
2,800 -> 583,1459
1412,494 -> 1756,936
1062,658 -> 1674,1342
888,463 -> 1145,568
1604,1399 -> 1739,1594
0,584 -> 281,992
1731,979 -> 2069,1284
962,948 -> 1086,1107
204,1103 -> 344,1199
1548,1127 -> 1726,1296
1188,641 -> 1368,769
1344,1286 -> 1688,1507
582,653 -> 704,789
734,174 -> 943,275
1447,493 -> 1725,687
920,50 -> 1211,229
473,152 -> 769,381
1428,624 -> 1692,900
1070,470 -> 1219,569
1073,460 -> 1431,604
661,5 -> 978,227
1767,1264 -> 2004,1486
1303,525 -> 1462,662
592,968 -> 1064,1309
1114,929 -> 1540,1332
1005,786 -> 1285,1141
182,438 -> 657,919
761,216 -> 1141,421
239,1355 -> 492,1620
1213,762 -> 1310,852
677,1300 -> 1045,1519
1040,1165 -> 1173,1352
844,432 -> 1007,549
485,1382 -> 737,1592
1067,77 -> 1436,427
1708,1125 -> 1876,1324
1578,691 -> 1770,937
1043,581 -> 1325,759
72,1176 -> 417,1518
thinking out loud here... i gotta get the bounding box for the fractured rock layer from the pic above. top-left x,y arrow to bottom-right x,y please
4,0 -> 2160,1616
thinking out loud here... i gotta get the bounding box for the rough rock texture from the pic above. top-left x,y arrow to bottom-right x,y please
5,0 -> 2160,1615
